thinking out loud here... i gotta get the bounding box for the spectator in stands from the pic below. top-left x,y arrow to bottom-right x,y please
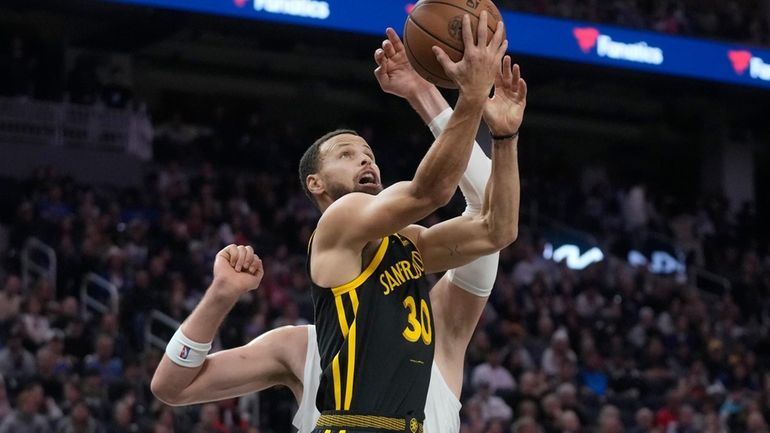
194,403 -> 225,433
84,334 -> 123,385
630,407 -> 657,433
468,381 -> 513,424
0,329 -> 36,393
21,296 -> 52,347
580,350 -> 608,397
0,377 -> 11,423
109,399 -> 138,433
542,329 -> 577,377
513,416 -> 543,433
56,398 -> 102,433
540,393 -> 563,433
559,410 -> 582,433
0,275 -> 22,331
0,383 -> 48,433
598,405 -> 624,433
471,349 -> 517,395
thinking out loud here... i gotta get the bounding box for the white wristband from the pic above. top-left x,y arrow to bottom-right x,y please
165,328 -> 212,368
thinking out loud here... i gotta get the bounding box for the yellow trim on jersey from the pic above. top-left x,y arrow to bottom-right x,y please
348,289 -> 359,314
307,230 -> 316,254
331,237 -> 389,296
344,320 -> 356,410
316,414 -> 423,433
332,354 -> 342,410
334,296 -> 350,338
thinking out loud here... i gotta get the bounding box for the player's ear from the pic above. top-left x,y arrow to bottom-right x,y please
307,174 -> 324,196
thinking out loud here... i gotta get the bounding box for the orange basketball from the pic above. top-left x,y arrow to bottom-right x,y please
403,0 -> 505,89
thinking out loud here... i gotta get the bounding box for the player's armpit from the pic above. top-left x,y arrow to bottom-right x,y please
402,216 -> 512,274
152,326 -> 306,406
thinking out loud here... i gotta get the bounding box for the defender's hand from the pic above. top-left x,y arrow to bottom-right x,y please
433,11 -> 507,101
374,27 -> 433,99
212,244 -> 264,298
484,56 -> 527,136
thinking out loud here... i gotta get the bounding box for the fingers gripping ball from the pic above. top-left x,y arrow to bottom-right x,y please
404,0 -> 505,89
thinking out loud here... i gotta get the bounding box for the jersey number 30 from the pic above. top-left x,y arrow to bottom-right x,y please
402,295 -> 432,345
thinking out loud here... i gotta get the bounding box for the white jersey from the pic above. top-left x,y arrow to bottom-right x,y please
292,326 -> 461,433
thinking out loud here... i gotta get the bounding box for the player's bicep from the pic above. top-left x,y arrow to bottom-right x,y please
413,216 -> 498,274
322,182 -> 439,244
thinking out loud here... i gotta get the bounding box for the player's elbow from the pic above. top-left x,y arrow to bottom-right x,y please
150,376 -> 185,406
430,190 -> 454,208
490,224 -> 518,251
412,182 -> 454,210
425,182 -> 456,208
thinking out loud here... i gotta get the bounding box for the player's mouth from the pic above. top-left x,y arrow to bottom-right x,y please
357,170 -> 379,187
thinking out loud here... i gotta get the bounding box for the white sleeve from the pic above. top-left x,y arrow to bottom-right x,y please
428,108 -> 491,215
428,108 -> 499,297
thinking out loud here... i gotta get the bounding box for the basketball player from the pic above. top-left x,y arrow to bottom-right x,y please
152,14 -> 526,433
303,12 -> 518,433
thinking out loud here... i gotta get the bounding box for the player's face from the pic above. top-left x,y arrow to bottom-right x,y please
319,134 -> 382,200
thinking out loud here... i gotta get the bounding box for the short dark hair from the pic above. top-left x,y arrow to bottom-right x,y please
298,129 -> 358,203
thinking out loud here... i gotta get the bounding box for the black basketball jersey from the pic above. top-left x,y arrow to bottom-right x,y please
310,233 -> 435,420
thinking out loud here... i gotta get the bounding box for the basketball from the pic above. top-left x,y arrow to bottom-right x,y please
404,0 -> 505,89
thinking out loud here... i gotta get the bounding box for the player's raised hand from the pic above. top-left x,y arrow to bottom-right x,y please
484,56 -> 527,137
374,27 -> 433,99
212,244 -> 264,298
433,11 -> 507,101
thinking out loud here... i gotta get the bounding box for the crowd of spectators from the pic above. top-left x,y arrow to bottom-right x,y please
1,3 -> 770,432
498,0 -> 770,47
0,108 -> 769,433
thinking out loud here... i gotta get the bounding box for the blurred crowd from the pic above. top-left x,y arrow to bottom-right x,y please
1,2 -> 770,431
0,108 -> 769,433
498,0 -> 770,47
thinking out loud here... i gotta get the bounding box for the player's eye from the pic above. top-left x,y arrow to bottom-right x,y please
340,151 -> 350,159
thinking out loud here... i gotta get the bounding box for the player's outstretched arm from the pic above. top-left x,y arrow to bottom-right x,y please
151,325 -> 306,406
373,26 -> 491,215
404,57 -> 526,274
317,13 -> 507,251
151,245 -> 303,405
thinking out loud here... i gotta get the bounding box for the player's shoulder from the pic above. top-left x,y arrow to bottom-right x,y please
316,193 -> 374,235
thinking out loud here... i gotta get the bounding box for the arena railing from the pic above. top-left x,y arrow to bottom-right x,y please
145,309 -> 181,351
80,272 -> 120,319
0,96 -> 148,154
21,237 -> 57,296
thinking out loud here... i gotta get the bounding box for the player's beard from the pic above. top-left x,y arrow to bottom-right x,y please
326,180 -> 382,200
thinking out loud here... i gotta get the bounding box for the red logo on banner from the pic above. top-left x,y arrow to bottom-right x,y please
573,27 -> 600,53
234,0 -> 248,7
728,50 -> 752,75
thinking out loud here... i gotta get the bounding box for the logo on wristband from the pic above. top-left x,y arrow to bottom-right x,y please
179,345 -> 191,360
